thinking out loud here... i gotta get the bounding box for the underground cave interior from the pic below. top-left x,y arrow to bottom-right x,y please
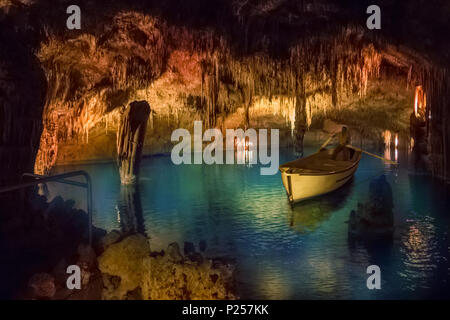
0,0 -> 450,299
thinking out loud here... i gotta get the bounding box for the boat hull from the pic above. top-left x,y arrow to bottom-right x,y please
280,157 -> 360,203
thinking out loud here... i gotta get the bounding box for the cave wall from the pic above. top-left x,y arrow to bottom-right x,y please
426,69 -> 450,181
0,17 -> 46,187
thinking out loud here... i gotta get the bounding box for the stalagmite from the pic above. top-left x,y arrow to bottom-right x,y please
116,101 -> 151,184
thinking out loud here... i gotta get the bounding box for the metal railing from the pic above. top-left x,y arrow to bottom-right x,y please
0,170 -> 93,245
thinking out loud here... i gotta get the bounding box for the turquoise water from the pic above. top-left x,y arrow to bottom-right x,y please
51,145 -> 450,299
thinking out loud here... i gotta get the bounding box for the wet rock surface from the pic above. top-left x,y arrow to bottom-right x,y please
98,234 -> 236,300
348,175 -> 394,238
97,229 -> 122,252
410,112 -> 431,174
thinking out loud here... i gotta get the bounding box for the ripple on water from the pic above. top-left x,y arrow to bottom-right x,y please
399,216 -> 442,290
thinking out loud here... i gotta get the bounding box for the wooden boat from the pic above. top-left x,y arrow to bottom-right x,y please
279,147 -> 362,203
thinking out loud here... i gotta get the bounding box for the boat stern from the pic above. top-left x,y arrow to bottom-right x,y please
280,169 -> 294,202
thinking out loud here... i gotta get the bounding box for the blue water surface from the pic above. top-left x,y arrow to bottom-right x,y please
51,145 -> 450,299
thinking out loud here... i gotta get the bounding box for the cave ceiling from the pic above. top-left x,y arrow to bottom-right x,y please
1,0 -> 449,175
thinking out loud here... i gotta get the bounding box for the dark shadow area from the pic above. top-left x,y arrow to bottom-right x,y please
2,0 -> 448,62
0,190 -> 105,299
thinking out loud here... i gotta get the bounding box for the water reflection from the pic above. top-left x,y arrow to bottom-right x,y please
116,184 -> 146,235
383,130 -> 401,166
383,130 -> 392,161
401,175 -> 450,293
288,180 -> 354,233
51,146 -> 450,299
399,217 -> 439,290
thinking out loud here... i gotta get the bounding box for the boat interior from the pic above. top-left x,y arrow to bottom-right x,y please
279,147 -> 361,175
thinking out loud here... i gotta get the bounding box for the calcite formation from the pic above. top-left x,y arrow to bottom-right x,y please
98,234 -> 236,300
116,101 -> 150,184
0,1 -> 449,181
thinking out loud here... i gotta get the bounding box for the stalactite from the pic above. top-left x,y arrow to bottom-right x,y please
33,11 -> 439,178
293,59 -> 307,156
201,55 -> 221,128
331,55 -> 338,108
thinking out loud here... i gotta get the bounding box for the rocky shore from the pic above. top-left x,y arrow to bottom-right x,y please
0,192 -> 236,300
98,234 -> 236,300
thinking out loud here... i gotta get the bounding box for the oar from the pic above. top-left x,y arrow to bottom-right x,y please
346,144 -> 398,165
318,133 -> 336,151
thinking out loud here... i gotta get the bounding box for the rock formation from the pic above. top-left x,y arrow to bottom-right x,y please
116,101 -> 151,184
0,0 -> 440,182
348,175 -> 394,238
0,0 -> 449,181
98,234 -> 236,300
410,111 -> 430,173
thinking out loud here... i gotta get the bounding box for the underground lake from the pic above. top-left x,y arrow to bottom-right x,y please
2,0 -> 450,304
48,144 -> 450,299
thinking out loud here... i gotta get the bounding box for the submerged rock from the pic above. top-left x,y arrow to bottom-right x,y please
184,241 -> 195,255
348,175 -> 394,238
167,242 -> 183,263
199,240 -> 207,252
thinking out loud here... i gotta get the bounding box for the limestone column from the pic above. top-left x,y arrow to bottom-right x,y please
116,101 -> 151,184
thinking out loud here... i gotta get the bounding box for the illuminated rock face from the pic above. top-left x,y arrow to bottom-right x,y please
33,20 -> 386,170
98,234 -> 236,300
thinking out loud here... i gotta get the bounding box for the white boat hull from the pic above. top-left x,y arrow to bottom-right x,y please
281,164 -> 358,203
279,148 -> 362,203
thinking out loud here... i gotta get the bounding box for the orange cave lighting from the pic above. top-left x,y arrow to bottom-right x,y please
414,85 -> 426,119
